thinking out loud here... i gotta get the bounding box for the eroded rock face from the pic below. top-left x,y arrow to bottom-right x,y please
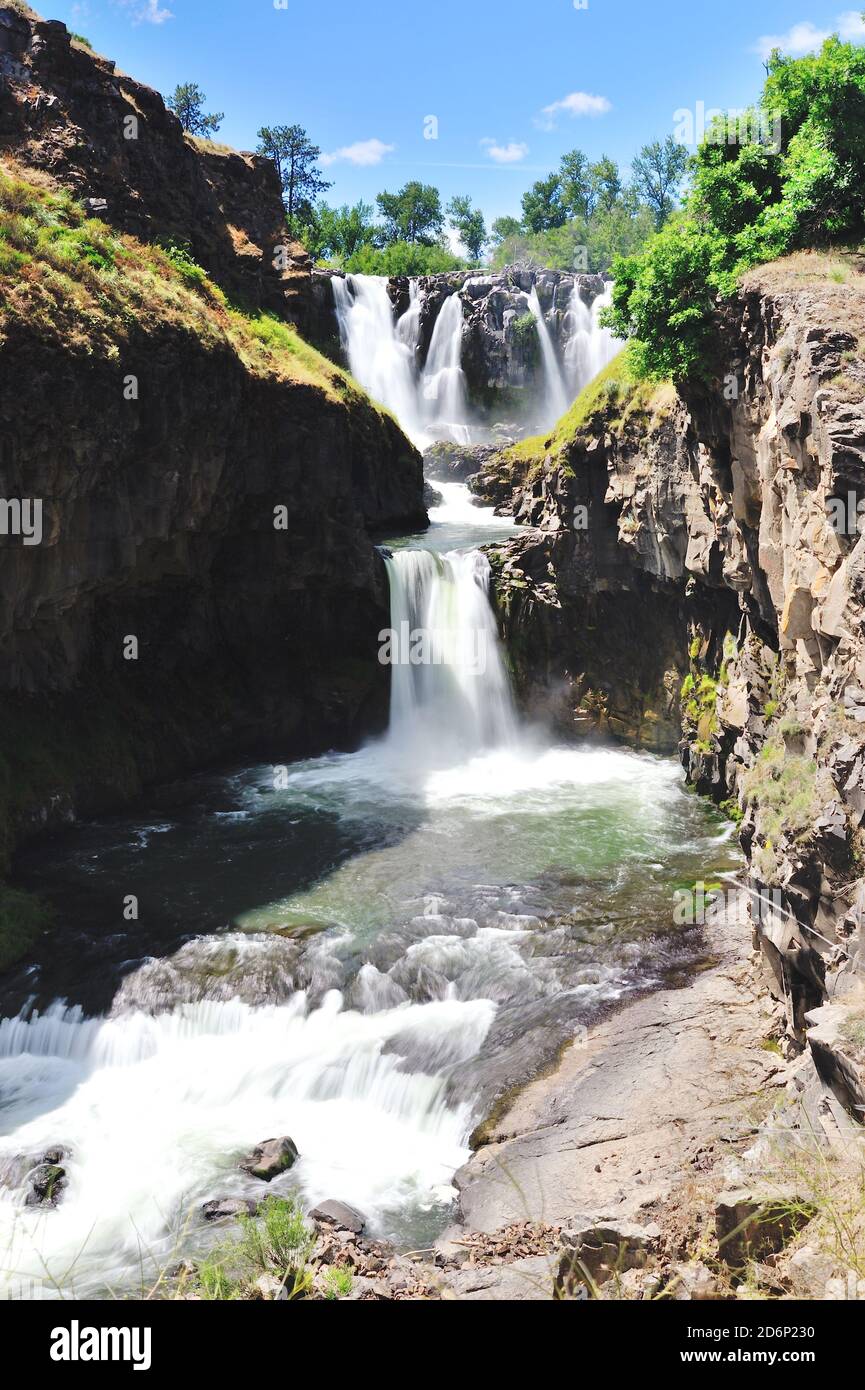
0,309 -> 425,866
0,7 -> 308,319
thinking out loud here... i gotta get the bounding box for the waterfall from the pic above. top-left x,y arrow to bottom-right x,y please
528,286 -> 569,429
383,548 -> 517,758
332,274 -> 426,444
332,274 -> 473,450
564,280 -> 622,398
421,293 -> 471,446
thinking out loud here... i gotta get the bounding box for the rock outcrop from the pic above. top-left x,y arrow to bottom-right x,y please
0,4 -> 311,320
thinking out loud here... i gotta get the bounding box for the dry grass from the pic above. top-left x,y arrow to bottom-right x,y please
0,159 -> 377,410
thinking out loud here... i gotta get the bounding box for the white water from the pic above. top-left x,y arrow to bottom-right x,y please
384,547 -> 517,758
0,993 -> 488,1296
0,272 -> 710,1300
332,274 -> 472,450
332,274 -> 426,444
528,285 -> 569,428
564,281 -> 622,398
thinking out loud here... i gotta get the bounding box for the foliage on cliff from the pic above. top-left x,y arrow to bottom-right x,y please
499,350 -> 671,480
0,161 -> 385,414
606,35 -> 865,380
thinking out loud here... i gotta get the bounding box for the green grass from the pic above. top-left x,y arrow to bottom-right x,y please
190,1197 -> 320,1301
499,348 -> 673,482
741,736 -> 836,881
0,161 -> 384,411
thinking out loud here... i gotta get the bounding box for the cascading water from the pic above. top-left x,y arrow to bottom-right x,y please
528,285 -> 569,429
384,548 -> 517,758
564,280 -> 622,398
332,274 -> 473,450
332,273 -> 426,444
421,293 -> 472,446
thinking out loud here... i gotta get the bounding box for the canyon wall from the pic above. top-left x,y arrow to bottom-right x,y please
0,8 -> 425,874
488,260 -> 865,1115
0,4 -> 314,321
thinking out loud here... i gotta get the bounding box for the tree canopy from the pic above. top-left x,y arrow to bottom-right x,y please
447,195 -> 487,262
605,34 -> 865,381
375,182 -> 445,245
256,124 -> 332,224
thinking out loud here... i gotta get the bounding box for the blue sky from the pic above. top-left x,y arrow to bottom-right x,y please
43,0 -> 865,230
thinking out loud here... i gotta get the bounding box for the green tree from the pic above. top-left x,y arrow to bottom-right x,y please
559,149 -> 591,220
375,182 -> 444,244
521,173 -> 566,232
588,156 -> 623,214
607,35 -> 865,381
167,83 -> 224,137
256,124 -> 332,223
308,201 -> 378,262
631,136 -> 689,228
490,215 -> 522,245
446,195 -> 487,261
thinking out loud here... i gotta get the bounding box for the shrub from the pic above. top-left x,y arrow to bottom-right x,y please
344,239 -> 464,275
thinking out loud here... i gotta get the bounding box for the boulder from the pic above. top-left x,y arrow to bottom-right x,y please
201,1197 -> 259,1222
239,1136 -> 299,1182
25,1151 -> 67,1208
309,1199 -> 366,1234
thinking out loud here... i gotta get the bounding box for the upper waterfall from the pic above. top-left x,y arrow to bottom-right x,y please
333,274 -> 472,450
329,269 -> 623,448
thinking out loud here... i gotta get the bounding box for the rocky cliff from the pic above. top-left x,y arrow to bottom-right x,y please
0,124 -> 424,902
488,252 -> 865,1123
0,3 -> 314,321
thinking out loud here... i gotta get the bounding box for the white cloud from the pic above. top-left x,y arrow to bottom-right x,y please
115,0 -> 174,23
480,138 -> 529,164
320,138 -> 395,168
536,91 -> 611,130
753,11 -> 865,60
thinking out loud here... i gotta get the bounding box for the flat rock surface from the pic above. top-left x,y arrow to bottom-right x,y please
456,909 -> 782,1234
